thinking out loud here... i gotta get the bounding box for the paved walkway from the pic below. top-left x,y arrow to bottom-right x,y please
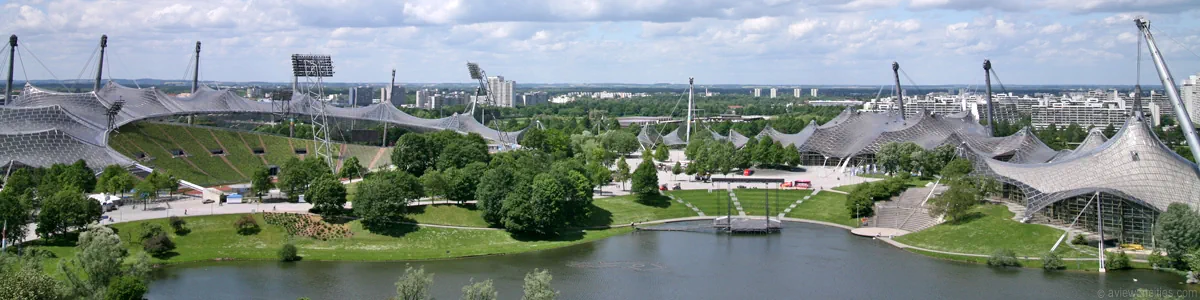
665,194 -> 705,216
778,190 -> 820,218
727,189 -> 746,216
851,227 -> 911,237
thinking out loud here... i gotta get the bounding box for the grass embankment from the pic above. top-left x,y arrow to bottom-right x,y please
784,192 -> 859,227
33,214 -> 632,267
895,204 -> 1096,258
666,189 -> 730,216
31,193 -> 698,271
834,175 -> 931,193
904,249 -> 1150,271
732,189 -> 810,216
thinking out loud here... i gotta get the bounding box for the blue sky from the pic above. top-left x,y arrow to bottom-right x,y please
1,0 -> 1199,85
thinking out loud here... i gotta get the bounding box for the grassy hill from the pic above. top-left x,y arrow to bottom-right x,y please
111,122 -> 392,186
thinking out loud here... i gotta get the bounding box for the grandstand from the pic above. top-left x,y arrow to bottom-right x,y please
110,122 -> 391,186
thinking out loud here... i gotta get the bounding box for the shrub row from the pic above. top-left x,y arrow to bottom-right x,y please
263,212 -> 353,240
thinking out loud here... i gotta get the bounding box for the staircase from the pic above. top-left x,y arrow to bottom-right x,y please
868,185 -> 946,233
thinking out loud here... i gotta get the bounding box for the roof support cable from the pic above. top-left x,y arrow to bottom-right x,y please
898,68 -> 923,96
20,45 -> 70,91
75,44 -> 99,84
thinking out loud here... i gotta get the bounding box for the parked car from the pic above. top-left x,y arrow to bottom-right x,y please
743,169 -> 754,176
672,183 -> 682,190
202,199 -> 215,204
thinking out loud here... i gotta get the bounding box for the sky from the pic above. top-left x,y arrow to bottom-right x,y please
1,0 -> 1199,86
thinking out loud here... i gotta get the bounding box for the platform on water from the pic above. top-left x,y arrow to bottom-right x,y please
713,216 -> 782,234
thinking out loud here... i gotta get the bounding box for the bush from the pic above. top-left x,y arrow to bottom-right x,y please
169,216 -> 188,234
1070,234 -> 1087,245
142,231 -> 175,256
104,276 -> 148,300
987,249 -> 1020,268
1041,251 -> 1065,270
1107,251 -> 1132,270
139,223 -> 166,241
235,214 -> 260,235
278,243 -> 300,262
1148,249 -> 1169,269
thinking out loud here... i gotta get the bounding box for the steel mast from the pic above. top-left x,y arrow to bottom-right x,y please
686,77 -> 694,143
6,35 -> 15,105
983,60 -> 996,136
892,62 -> 905,120
94,35 -> 107,92
1136,18 -> 1200,163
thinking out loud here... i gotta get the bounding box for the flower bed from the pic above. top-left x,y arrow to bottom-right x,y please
263,212 -> 353,240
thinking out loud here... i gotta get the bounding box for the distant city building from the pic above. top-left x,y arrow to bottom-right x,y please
793,88 -> 801,98
520,91 -> 549,106
245,87 -> 263,99
753,88 -> 762,97
383,85 -> 406,107
348,86 -> 375,107
811,88 -> 819,98
413,88 -> 471,109
769,88 -> 777,98
809,100 -> 862,107
486,76 -> 515,107
1181,73 -> 1200,126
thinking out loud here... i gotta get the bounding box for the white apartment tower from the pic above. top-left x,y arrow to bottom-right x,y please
486,76 -> 515,107
769,88 -> 778,98
1183,73 -> 1200,126
811,88 -> 819,97
753,88 -> 762,97
793,88 -> 801,98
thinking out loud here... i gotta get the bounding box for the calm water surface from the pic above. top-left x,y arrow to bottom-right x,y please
148,221 -> 1193,299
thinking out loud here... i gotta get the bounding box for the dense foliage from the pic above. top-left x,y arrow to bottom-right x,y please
355,171 -> 425,224
987,248 -> 1020,268
1153,203 -> 1200,270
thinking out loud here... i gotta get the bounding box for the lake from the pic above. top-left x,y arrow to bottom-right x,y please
148,221 -> 1192,299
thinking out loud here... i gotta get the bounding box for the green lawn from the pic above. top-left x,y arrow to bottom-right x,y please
406,204 -> 489,228
29,214 -> 632,267
905,249 -> 1147,271
666,189 -> 733,216
590,194 -> 699,226
785,191 -> 859,227
895,204 -> 1095,258
732,189 -> 811,216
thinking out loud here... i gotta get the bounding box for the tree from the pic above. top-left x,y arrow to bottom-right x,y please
476,167 -> 516,226
585,161 -> 612,190
913,144 -> 957,177
502,175 -> 566,236
278,243 -> 300,262
1,168 -> 36,201
133,177 -> 158,208
522,269 -> 558,300
1102,124 -> 1117,138
307,175 -> 348,215
394,265 -> 434,300
927,181 -> 979,222
461,279 -> 497,300
630,159 -> 659,199
940,158 -> 974,179
169,216 -> 188,234
104,276 -> 147,300
0,266 -> 67,300
876,142 -> 923,174
393,133 -> 436,176
846,183 -> 874,218
653,144 -> 670,162
444,163 -> 487,203
437,133 -> 491,170
782,144 -> 802,167
338,156 -> 365,180
613,157 -> 631,191
60,224 -> 127,297
142,226 -> 175,257
600,131 -> 639,156
63,160 -> 97,193
251,165 -> 274,202
0,192 -> 31,244
278,157 -> 325,202
1107,250 -> 1132,270
355,172 -> 423,224
36,188 -> 100,239
671,162 -> 682,180
96,165 -> 128,194
420,170 -> 449,200
1154,203 -> 1200,269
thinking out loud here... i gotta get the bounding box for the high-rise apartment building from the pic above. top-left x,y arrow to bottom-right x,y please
1183,74 -> 1200,126
753,88 -> 762,97
811,88 -> 819,97
793,88 -> 801,98
769,88 -> 777,98
382,85 -> 406,107
486,76 -> 515,107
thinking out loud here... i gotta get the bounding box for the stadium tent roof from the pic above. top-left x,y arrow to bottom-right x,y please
971,115 -> 1200,216
0,82 -> 524,170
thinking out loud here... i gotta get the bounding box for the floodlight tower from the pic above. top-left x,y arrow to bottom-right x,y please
465,62 -> 513,147
291,54 -> 336,171
6,35 -> 15,105
104,97 -> 125,144
94,35 -> 107,92
1135,18 -> 1200,164
383,68 -> 395,147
